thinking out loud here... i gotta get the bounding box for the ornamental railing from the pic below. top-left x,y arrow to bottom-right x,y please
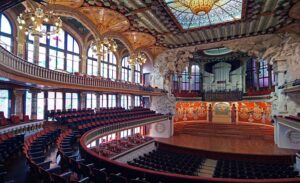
0,46 -> 164,95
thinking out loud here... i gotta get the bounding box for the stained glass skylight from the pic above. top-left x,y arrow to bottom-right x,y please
164,0 -> 243,29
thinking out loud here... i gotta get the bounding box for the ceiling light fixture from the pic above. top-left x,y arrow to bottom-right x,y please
17,6 -> 62,37
175,0 -> 219,14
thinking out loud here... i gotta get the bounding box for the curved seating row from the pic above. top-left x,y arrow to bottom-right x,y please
0,133 -> 24,182
57,129 -> 150,183
91,133 -> 153,158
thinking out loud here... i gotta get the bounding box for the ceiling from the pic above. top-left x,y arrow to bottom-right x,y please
80,0 -> 295,48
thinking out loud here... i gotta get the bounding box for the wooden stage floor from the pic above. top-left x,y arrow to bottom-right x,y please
155,134 -> 298,156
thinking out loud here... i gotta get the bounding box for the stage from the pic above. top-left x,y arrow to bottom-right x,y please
155,134 -> 297,156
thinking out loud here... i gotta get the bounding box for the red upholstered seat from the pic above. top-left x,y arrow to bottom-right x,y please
23,115 -> 30,123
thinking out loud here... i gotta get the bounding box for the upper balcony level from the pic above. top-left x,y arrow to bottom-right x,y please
0,46 -> 165,96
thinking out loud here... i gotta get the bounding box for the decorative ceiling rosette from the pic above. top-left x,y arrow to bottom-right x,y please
79,7 -> 130,35
122,32 -> 156,51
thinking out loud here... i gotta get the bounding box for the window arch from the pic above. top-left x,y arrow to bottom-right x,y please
87,46 -> 98,76
26,25 -> 80,71
191,64 -> 201,91
0,14 -> 13,52
101,46 -> 117,80
135,64 -> 141,83
121,56 -> 131,82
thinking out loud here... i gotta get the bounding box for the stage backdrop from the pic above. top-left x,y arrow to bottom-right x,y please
174,101 -> 272,124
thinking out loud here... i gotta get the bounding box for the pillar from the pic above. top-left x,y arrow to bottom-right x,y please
130,94 -> 135,109
29,90 -> 40,120
188,64 -> 192,93
96,92 -> 101,110
33,34 -> 40,65
97,53 -> 102,76
17,28 -> 26,59
80,92 -> 87,109
14,89 -> 25,119
130,64 -> 135,83
178,75 -> 182,93
116,94 -> 122,108
80,47 -> 87,74
117,57 -> 122,81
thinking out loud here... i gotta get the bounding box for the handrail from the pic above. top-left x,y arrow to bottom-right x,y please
80,116 -> 300,183
0,46 -> 164,95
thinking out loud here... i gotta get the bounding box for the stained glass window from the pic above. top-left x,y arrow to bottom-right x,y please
135,96 -> 141,107
26,25 -> 80,72
0,89 -> 10,118
121,56 -> 131,82
135,64 -> 141,84
101,46 -> 117,80
65,93 -> 78,110
191,65 -> 201,91
164,0 -> 243,29
181,66 -> 189,91
86,93 -> 96,109
0,14 -> 13,52
87,46 -> 98,76
121,95 -> 131,109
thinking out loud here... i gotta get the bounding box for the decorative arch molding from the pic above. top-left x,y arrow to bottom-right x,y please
46,4 -> 101,39
102,32 -> 134,56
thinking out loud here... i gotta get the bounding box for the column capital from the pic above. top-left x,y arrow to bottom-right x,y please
13,89 -> 26,96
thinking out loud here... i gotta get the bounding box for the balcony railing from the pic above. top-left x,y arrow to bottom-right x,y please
0,46 -> 164,95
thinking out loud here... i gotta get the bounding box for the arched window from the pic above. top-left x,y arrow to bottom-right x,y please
0,14 -> 13,52
246,58 -> 274,90
181,66 -> 189,91
135,64 -> 141,83
101,46 -> 117,80
191,65 -> 200,91
121,56 -> 131,81
26,25 -> 80,72
87,46 -> 98,76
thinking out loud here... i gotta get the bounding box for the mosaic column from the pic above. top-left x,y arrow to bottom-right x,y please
17,28 -> 26,59
80,47 -> 87,74
80,92 -> 87,109
116,94 -> 122,108
14,89 -> 26,119
96,92 -> 101,110
32,34 -> 40,65
130,64 -> 135,83
30,90 -> 40,120
97,53 -> 102,76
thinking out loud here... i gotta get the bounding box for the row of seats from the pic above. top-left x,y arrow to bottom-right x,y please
23,129 -> 81,183
57,130 -> 150,183
0,133 -> 24,182
0,111 -> 30,126
48,108 -> 94,119
128,148 -> 205,176
91,133 -> 153,158
214,159 -> 299,179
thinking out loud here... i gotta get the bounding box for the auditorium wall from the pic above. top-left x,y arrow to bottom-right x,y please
174,101 -> 272,125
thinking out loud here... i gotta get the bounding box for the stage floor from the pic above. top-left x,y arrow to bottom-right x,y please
155,134 -> 298,156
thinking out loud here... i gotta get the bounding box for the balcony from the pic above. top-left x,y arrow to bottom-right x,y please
0,46 -> 165,96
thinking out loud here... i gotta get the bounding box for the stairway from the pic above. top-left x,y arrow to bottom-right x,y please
175,122 -> 274,141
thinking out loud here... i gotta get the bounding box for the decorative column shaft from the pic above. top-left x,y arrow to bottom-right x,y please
130,94 -> 135,109
80,92 -> 87,109
96,93 -> 101,110
97,54 -> 102,76
130,64 -> 135,83
17,28 -> 26,59
14,89 -> 25,119
116,94 -> 122,108
33,35 -> 40,65
30,90 -> 40,120
178,75 -> 182,93
80,48 -> 87,74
